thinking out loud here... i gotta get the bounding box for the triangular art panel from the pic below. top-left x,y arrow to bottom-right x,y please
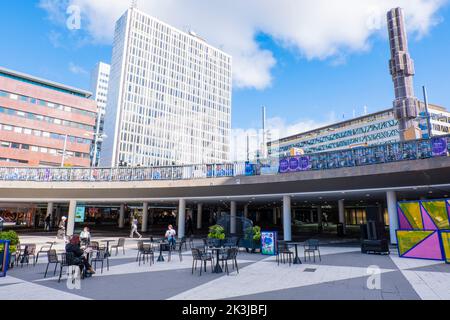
398,202 -> 423,229
421,201 -> 450,230
402,231 -> 443,260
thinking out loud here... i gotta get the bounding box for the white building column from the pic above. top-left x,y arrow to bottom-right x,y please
283,195 -> 292,241
142,202 -> 148,233
66,200 -> 77,237
197,203 -> 203,229
46,202 -> 53,229
46,202 -> 53,218
119,204 -> 125,229
230,201 -> 237,234
178,199 -> 186,238
338,199 -> 346,234
273,207 -> 277,225
387,191 -> 399,244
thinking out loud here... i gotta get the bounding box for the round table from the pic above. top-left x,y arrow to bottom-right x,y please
287,242 -> 303,264
100,240 -> 114,257
210,247 -> 225,273
157,242 -> 171,262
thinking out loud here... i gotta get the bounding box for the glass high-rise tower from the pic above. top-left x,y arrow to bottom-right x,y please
100,7 -> 232,167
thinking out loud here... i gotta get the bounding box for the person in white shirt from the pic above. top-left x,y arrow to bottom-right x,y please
165,225 -> 177,248
130,218 -> 142,239
80,226 -> 91,246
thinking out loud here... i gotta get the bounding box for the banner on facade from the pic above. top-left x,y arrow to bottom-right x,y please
75,206 -> 86,223
432,137 -> 448,157
279,156 -> 312,173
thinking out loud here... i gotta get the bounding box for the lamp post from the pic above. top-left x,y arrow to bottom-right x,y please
60,134 -> 68,167
92,133 -> 107,167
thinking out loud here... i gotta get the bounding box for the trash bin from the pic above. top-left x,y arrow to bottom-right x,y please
337,223 -> 345,237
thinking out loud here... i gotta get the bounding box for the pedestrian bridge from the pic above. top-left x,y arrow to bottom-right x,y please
0,136 -> 449,242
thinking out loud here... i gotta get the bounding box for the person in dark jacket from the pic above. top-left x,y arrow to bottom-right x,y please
65,235 -> 95,275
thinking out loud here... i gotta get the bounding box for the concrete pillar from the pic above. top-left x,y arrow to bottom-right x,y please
178,199 -> 186,238
244,204 -> 249,219
142,202 -> 148,232
197,203 -> 203,229
46,202 -> 53,218
273,207 -> 277,225
119,204 -> 125,229
67,200 -> 77,237
338,199 -> 346,234
283,195 -> 292,241
149,208 -> 154,225
387,191 -> 399,244
230,201 -> 237,234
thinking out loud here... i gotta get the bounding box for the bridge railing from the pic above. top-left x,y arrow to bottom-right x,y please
0,135 -> 448,182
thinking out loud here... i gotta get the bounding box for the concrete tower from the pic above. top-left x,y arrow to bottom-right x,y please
387,7 -> 420,141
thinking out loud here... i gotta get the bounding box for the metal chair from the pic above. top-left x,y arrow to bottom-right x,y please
91,248 -> 109,273
17,244 -> 37,267
111,238 -> 126,256
219,248 -> 239,275
58,252 -> 84,283
191,248 -> 213,276
137,242 -> 154,266
304,239 -> 321,262
35,242 -> 55,265
44,249 -> 60,278
276,241 -> 294,266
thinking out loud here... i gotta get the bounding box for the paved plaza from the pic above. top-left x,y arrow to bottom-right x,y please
1,235 -> 449,300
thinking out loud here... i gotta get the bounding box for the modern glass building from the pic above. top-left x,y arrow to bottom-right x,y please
90,62 -> 111,166
100,7 -> 232,167
268,104 -> 450,158
0,67 -> 97,167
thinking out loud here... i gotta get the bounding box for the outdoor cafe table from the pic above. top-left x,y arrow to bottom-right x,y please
286,242 -> 303,264
100,240 -> 114,257
210,247 -> 225,273
157,242 -> 171,262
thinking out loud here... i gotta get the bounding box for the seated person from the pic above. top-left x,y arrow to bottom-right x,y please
165,225 -> 177,248
80,227 -> 91,246
65,235 -> 95,275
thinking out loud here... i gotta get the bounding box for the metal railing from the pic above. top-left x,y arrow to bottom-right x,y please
0,135 -> 448,183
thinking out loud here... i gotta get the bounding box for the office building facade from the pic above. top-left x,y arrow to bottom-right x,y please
0,67 -> 97,167
268,104 -> 450,158
101,8 -> 232,167
90,62 -> 111,166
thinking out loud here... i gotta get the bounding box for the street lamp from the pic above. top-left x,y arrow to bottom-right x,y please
91,132 -> 108,167
60,134 -> 69,167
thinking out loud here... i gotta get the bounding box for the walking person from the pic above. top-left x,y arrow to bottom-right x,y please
44,214 -> 51,231
130,217 -> 142,239
56,216 -> 67,243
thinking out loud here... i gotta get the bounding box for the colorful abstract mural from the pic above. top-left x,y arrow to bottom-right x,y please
397,199 -> 450,262
441,231 -> 450,264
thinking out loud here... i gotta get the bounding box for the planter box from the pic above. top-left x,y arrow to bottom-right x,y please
240,238 -> 261,253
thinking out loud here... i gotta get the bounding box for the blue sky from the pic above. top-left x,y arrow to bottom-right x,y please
0,1 -> 449,133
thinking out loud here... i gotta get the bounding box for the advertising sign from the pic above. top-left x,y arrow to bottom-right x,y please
279,156 -> 311,173
245,162 -> 255,176
75,206 -> 86,223
432,137 -> 448,157
261,231 -> 277,256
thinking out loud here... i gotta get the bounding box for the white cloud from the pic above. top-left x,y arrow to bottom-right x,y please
40,0 -> 447,89
230,113 -> 337,161
68,62 -> 88,75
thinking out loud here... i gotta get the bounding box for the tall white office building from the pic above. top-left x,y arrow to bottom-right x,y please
90,62 -> 111,166
100,7 -> 232,167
